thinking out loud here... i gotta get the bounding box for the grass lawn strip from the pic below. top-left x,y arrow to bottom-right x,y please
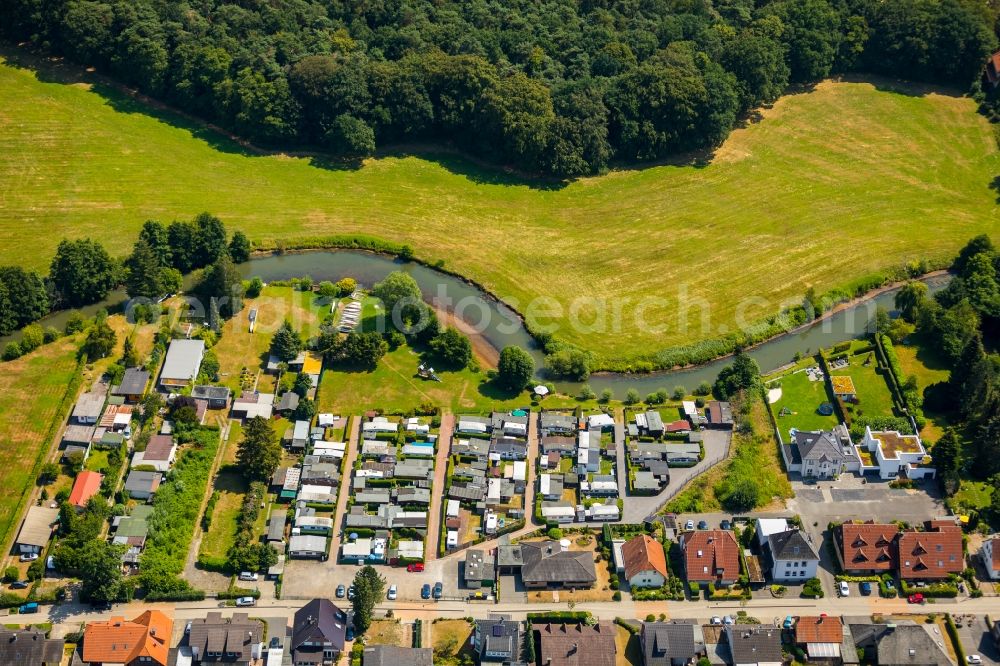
1,48 -> 997,361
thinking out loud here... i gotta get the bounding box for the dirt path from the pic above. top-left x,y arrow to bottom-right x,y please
424,413 -> 454,561
328,415 -> 360,558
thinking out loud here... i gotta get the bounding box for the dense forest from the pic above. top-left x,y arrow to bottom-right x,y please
2,0 -> 995,175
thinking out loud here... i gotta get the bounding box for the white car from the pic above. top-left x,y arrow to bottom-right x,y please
235,596 -> 256,607
839,581 -> 850,597
19,553 -> 39,563
710,616 -> 723,626
967,656 -> 982,665
387,585 -> 398,600
238,572 -> 259,582
685,519 -> 695,530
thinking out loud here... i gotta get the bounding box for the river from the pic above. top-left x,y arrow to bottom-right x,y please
6,250 -> 949,397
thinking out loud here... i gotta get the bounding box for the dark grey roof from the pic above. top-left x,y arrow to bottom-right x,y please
363,645 -> 433,666
540,413 -> 576,432
267,512 -> 286,542
114,368 -> 150,396
292,599 -> 348,664
520,541 -> 597,585
849,623 -> 951,666
643,622 -> 699,665
794,430 -> 851,463
465,549 -> 495,582
497,544 -> 524,568
0,628 -> 62,665
725,626 -> 783,664
192,385 -> 231,401
477,614 -> 520,659
124,470 -> 160,494
277,392 -> 300,411
645,410 -> 664,432
188,612 -> 263,664
768,529 -> 819,562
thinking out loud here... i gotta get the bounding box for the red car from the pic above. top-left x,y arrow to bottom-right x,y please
407,563 -> 425,572
908,593 -> 925,604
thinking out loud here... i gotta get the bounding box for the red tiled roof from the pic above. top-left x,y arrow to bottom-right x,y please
664,420 -> 691,433
68,471 -> 103,508
897,526 -> 963,579
796,616 -> 843,644
82,610 -> 172,666
836,522 -> 899,572
681,530 -> 740,582
621,534 -> 669,581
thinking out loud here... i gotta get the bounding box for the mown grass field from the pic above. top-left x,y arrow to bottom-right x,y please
0,48 -> 998,363
769,368 -> 841,434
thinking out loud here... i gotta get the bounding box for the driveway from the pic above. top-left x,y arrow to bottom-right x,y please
281,554 -> 461,602
621,430 -> 732,522
425,413 -> 454,561
328,414 -> 361,557
954,614 -> 1000,666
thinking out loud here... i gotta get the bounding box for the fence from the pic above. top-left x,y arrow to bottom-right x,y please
649,441 -> 732,513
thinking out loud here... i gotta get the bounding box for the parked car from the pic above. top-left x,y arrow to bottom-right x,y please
884,579 -> 895,591
421,584 -> 431,599
839,581 -> 850,597
270,637 -> 281,648
783,616 -> 794,629
235,596 -> 256,607
722,616 -> 735,625
19,554 -> 38,563
348,586 -> 356,600
18,603 -> 38,614
336,584 -> 346,598
860,582 -> 872,596
908,593 -> 925,604
697,520 -> 709,530
346,627 -> 355,642
433,582 -> 443,599
469,591 -> 487,600
239,571 -> 259,582
407,563 -> 425,572
720,520 -> 732,530
967,656 -> 983,665
387,585 -> 397,600
685,519 -> 695,530
185,622 -> 192,635
9,581 -> 28,590
710,616 -> 723,626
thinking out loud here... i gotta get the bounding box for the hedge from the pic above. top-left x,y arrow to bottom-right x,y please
217,587 -> 262,600
614,618 -> 639,635
526,611 -> 592,623
899,580 -> 957,598
145,589 -> 206,602
945,614 -> 967,665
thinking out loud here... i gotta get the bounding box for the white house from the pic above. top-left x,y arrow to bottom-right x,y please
981,537 -> 1000,580
363,416 -> 398,435
158,339 -> 205,389
541,503 -> 576,523
511,460 -> 527,482
577,447 -> 598,473
587,413 -> 615,430
767,529 -> 819,582
858,427 -> 935,480
755,518 -> 790,548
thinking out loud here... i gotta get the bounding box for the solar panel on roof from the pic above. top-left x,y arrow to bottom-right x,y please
493,625 -> 503,637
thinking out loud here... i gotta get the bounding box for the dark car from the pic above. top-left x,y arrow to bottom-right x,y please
421,584 -> 431,599
9,581 -> 28,590
270,637 -> 281,648
336,584 -> 346,598
720,520 -> 732,530
697,520 -> 709,530
433,582 -> 443,599
860,582 -> 872,596
346,627 -> 355,641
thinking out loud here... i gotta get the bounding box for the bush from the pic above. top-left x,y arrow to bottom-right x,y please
547,528 -> 564,540
2,566 -> 18,582
802,578 -> 824,598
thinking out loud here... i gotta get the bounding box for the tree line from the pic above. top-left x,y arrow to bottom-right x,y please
0,212 -> 250,359
891,235 -> 1000,525
2,0 -> 993,177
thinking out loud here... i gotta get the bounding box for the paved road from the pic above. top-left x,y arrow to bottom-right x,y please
425,413 -> 454,562
37,589 -> 1000,639
328,415 -> 360,556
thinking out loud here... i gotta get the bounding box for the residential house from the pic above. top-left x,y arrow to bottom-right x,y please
125,470 -> 161,500
288,534 -> 327,559
276,391 -> 300,414
267,511 -> 286,544
231,392 -> 275,420
636,410 -> 665,437
857,427 -> 934,480
0,628 -> 63,665
113,368 -> 150,402
706,402 -> 734,429
621,534 -> 669,589
767,530 -> 819,582
362,646 -> 433,666
755,520 -> 790,548
291,420 -> 311,451
587,413 -> 615,430
473,614 -> 521,664
849,621 -> 952,666
73,392 -> 105,424
783,427 -> 859,478
69,470 -> 103,509
633,472 -> 662,493
518,540 -> 597,589
834,522 -> 899,574
464,549 -> 495,588
580,476 -> 618,497
664,420 -> 691,434
131,435 -> 176,472
187,612 -> 263,665
725,626 -> 783,666
536,622 -> 616,666
14,505 -> 59,555
99,404 -> 134,434
980,536 -> 1000,580
641,622 -> 701,666
290,599 -> 348,666
897,521 -> 964,580
541,502 -> 576,524
363,416 -> 399,437
539,474 -> 564,501
395,486 -> 431,505
457,415 -> 491,435
192,385 -> 232,409
679,530 -> 740,586
664,443 -> 701,467
795,616 -> 844,662
491,438 -> 528,461
540,413 -> 577,436
541,436 -> 576,456
453,437 -> 491,460
394,459 -> 434,481
82,610 -> 172,666
158,339 -> 205,389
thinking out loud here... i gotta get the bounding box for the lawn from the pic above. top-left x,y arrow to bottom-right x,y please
836,353 -> 898,421
614,625 -> 643,666
894,337 -> 952,440
431,620 -> 473,666
950,481 -> 993,513
768,367 -> 840,435
1,46 -> 997,364
198,465 -> 248,562
85,448 -> 111,473
366,620 -> 409,647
